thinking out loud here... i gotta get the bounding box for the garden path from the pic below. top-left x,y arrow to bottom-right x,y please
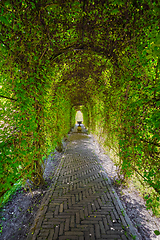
27,132 -> 139,240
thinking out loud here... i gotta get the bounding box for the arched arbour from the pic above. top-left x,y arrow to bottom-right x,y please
0,0 -> 159,211
45,45 -> 160,199
46,50 -> 111,129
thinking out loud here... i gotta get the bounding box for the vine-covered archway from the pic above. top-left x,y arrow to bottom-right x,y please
0,0 -> 159,214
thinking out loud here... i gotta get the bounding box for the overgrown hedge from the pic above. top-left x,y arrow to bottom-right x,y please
82,57 -> 160,215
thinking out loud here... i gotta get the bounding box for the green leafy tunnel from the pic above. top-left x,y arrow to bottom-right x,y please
0,0 -> 160,213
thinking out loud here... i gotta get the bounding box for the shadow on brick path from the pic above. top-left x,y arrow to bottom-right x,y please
27,133 -> 140,240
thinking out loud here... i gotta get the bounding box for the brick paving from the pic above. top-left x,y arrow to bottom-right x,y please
27,133 -> 139,240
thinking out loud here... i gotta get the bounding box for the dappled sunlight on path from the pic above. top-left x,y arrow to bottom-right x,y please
27,133 -> 141,240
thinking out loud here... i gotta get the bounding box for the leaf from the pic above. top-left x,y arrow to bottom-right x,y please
0,16 -> 9,25
144,195 -> 149,199
111,9 -> 119,15
31,2 -> 36,9
146,54 -> 152,59
154,230 -> 160,236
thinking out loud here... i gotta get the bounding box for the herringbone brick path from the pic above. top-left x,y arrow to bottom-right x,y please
27,133 -> 139,240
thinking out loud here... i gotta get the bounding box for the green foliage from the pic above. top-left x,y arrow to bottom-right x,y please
0,0 -> 159,215
154,230 -> 160,236
0,180 -> 22,208
82,106 -> 89,129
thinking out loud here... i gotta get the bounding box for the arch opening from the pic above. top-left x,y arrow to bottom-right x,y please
75,110 -> 83,124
